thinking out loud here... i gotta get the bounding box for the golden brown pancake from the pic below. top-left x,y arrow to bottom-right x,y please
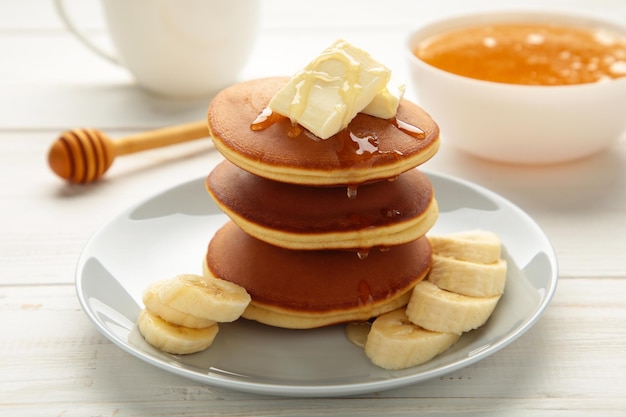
206,160 -> 438,250
203,221 -> 432,329
207,77 -> 440,186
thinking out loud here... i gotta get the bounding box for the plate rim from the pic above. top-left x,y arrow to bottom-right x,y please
75,169 -> 558,397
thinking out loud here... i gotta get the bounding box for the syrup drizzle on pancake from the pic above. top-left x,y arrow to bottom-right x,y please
358,280 -> 375,305
250,107 -> 427,198
251,107 -> 426,141
250,106 -> 280,129
393,118 -> 425,138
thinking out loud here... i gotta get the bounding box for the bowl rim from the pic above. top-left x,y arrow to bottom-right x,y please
405,7 -> 626,90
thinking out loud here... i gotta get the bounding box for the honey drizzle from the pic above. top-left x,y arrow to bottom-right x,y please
349,131 -> 379,155
250,107 -> 286,131
346,185 -> 358,199
287,124 -> 302,138
251,109 -> 426,141
354,245 -> 392,259
357,280 -> 374,305
250,109 -> 427,201
393,118 -> 425,138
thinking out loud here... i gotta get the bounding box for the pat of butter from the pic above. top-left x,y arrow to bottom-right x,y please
269,39 -> 393,139
362,79 -> 406,119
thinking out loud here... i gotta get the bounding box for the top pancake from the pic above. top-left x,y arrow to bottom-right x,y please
207,77 -> 440,186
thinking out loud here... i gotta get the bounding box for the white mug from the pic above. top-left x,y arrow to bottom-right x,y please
55,0 -> 260,98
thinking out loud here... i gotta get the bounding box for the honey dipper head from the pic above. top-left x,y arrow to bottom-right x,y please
48,128 -> 115,183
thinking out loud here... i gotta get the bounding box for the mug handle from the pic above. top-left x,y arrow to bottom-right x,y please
54,0 -> 120,65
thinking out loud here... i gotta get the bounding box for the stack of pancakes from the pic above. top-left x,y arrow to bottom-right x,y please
203,77 -> 441,329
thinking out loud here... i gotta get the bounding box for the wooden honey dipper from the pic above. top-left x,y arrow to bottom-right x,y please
48,121 -> 209,183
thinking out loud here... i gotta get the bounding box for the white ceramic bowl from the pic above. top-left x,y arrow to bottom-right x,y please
406,9 -> 626,164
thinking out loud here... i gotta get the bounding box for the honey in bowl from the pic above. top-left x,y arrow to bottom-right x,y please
413,23 -> 626,86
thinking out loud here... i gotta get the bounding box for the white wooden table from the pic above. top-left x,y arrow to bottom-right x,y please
2,0 -> 626,415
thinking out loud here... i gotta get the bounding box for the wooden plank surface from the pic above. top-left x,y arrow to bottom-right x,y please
1,0 -> 626,415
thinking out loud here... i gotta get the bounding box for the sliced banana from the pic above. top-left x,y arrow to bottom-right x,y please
143,280 -> 217,329
136,309 -> 219,355
428,255 -> 507,297
345,322 -> 372,348
157,274 -> 251,323
428,230 -> 502,264
364,309 -> 460,370
406,280 -> 501,335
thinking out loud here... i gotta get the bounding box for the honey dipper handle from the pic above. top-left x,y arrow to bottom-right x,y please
114,121 -> 209,156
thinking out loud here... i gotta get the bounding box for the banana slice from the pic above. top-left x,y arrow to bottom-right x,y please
428,230 -> 501,264
157,274 -> 251,323
406,281 -> 501,335
364,309 -> 460,370
143,280 -> 217,329
428,255 -> 507,297
136,309 -> 219,355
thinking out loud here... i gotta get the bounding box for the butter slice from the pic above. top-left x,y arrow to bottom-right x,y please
269,39 -> 391,139
362,79 -> 406,119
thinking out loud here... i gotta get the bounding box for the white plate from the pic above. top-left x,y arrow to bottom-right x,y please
76,171 -> 558,397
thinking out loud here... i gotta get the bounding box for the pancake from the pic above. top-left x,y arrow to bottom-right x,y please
207,77 -> 440,186
203,221 -> 432,329
206,160 -> 439,250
